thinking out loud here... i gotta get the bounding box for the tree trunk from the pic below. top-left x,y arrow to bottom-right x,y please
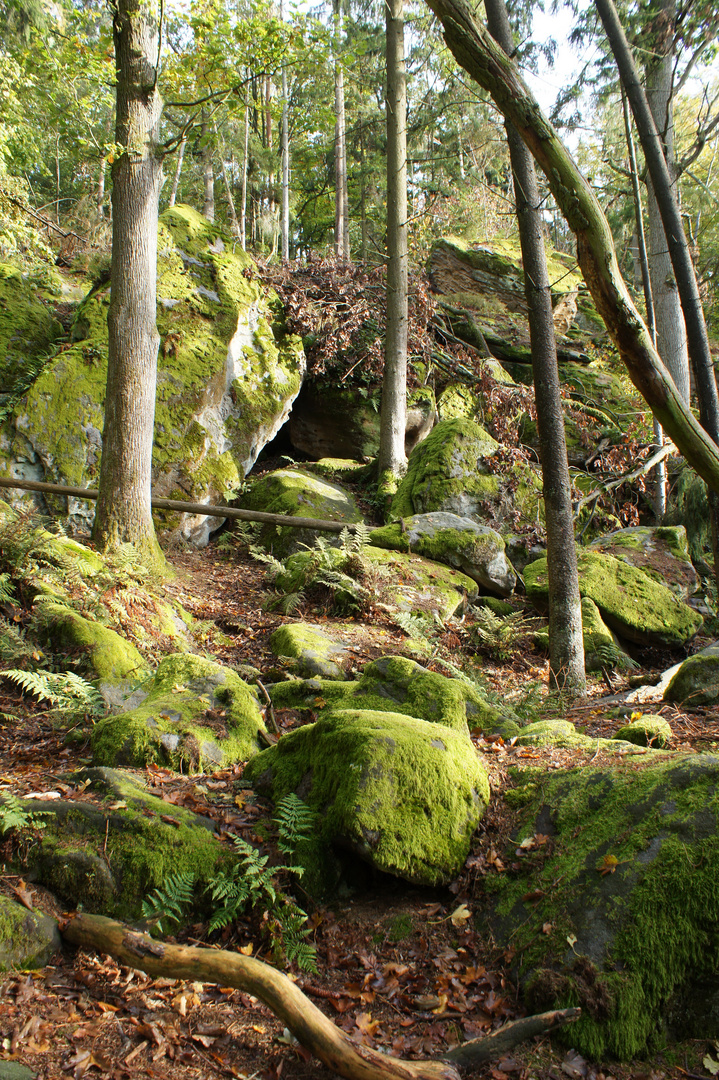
96,158 -> 106,218
202,116 -> 215,222
60,913 -> 580,1080
280,0 -> 290,264
378,0 -> 408,490
622,92 -> 666,517
92,0 -> 164,568
333,0 -> 350,261
643,0 -> 690,405
423,0 -> 719,497
168,135 -> 186,208
484,0 -> 585,698
241,83 -> 250,250
214,121 -> 240,236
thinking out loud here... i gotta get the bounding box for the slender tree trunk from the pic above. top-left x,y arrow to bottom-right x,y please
643,0 -> 690,404
424,0 -> 719,497
333,0 -> 350,261
378,0 -> 408,491
485,0 -> 585,697
595,0 -> 719,578
622,93 -> 666,517
96,158 -> 106,218
201,116 -> 215,222
360,121 -> 369,261
241,83 -> 250,249
280,0 -> 290,263
93,0 -> 164,568
168,135 -> 186,208
214,121 -> 240,236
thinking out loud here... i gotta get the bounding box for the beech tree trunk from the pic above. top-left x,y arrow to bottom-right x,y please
424,0 -> 719,497
378,0 -> 408,487
484,0 -> 585,698
241,84 -> 250,249
280,0 -> 290,264
201,116 -> 215,222
333,0 -> 350,261
60,913 -> 580,1080
93,0 -> 164,567
168,135 -> 186,208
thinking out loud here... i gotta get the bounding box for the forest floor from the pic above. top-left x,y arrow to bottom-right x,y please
2,537 -> 719,1080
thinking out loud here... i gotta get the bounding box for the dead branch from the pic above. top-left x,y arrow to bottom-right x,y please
0,477 -> 359,535
60,913 -> 580,1080
572,441 -> 676,517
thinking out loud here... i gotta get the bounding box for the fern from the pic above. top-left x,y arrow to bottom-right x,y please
339,522 -> 372,556
0,793 -> 51,836
592,640 -> 639,672
3,668 -> 105,714
0,573 -> 15,605
275,794 -> 316,859
208,836 -> 284,932
141,871 -> 196,933
268,902 -> 318,972
0,618 -> 36,663
394,611 -> 436,642
250,546 -> 285,581
470,607 -> 536,662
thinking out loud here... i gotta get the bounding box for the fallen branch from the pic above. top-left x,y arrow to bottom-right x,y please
60,913 -> 580,1080
573,441 -> 676,517
0,477 -> 359,535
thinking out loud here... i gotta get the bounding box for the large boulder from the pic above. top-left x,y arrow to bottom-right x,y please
240,466 -> 362,557
370,512 -> 516,597
588,525 -> 698,600
266,654 -> 517,739
525,549 -> 702,648
0,206 -> 305,545
244,708 -> 490,887
489,755 -> 719,1055
0,262 -> 62,395
10,767 -> 226,920
390,418 -> 543,534
91,653 -> 266,771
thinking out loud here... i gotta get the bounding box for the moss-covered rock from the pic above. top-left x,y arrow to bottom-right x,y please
267,654 -> 518,739
240,467 -> 362,557
488,755 -> 719,1056
269,622 -> 349,680
613,714 -> 672,748
0,895 -> 61,971
274,542 -> 478,624
17,767 -> 227,920
0,207 -> 305,545
370,512 -> 516,596
36,601 -> 149,685
588,526 -> 698,600
525,550 -> 702,648
535,597 -> 631,674
0,262 -> 62,392
91,653 -> 266,771
390,418 -> 543,535
245,708 -> 490,887
663,641 -> 719,706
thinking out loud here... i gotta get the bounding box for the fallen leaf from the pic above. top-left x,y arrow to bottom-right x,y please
450,903 -> 471,927
598,854 -> 619,876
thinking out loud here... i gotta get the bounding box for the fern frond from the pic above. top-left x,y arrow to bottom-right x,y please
275,794 -> 316,857
141,871 -> 196,933
0,793 -> 51,836
3,668 -> 105,713
394,611 -> 435,641
0,573 -> 15,605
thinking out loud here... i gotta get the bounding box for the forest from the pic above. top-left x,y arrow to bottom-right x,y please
3,0 -> 719,1077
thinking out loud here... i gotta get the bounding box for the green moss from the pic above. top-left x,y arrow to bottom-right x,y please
0,895 -> 59,971
525,550 -> 702,648
245,707 -> 490,887
489,755 -> 719,1057
613,714 -> 672,749
91,653 -> 266,771
242,467 -> 361,557
0,261 -> 62,389
37,601 -> 148,684
269,622 -> 346,680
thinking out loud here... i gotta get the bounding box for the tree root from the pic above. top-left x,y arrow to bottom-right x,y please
60,912 -> 580,1079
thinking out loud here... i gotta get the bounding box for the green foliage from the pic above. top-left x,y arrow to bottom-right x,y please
261,529 -> 378,617
393,610 -> 437,642
274,792 -> 317,860
3,667 -> 105,714
0,792 -> 50,836
141,871 -> 197,934
469,607 -> 537,662
592,640 -> 639,673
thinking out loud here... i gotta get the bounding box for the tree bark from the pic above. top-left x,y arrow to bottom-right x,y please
333,0 -> 350,261
423,0 -> 719,497
241,82 -> 250,250
201,116 -> 215,222
280,0 -> 290,263
168,135 -> 186,208
378,0 -> 408,489
214,121 -> 240,236
93,0 -> 164,567
60,913 -> 580,1080
484,0 -> 585,698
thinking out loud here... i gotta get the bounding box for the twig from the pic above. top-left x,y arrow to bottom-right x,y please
573,441 -> 675,517
256,680 -> 279,734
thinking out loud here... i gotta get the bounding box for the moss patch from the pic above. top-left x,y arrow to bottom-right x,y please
244,707 -> 490,887
91,653 -> 266,772
525,550 -> 702,648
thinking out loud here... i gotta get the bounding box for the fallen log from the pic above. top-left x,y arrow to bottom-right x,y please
0,476 -> 359,535
60,913 -> 580,1079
